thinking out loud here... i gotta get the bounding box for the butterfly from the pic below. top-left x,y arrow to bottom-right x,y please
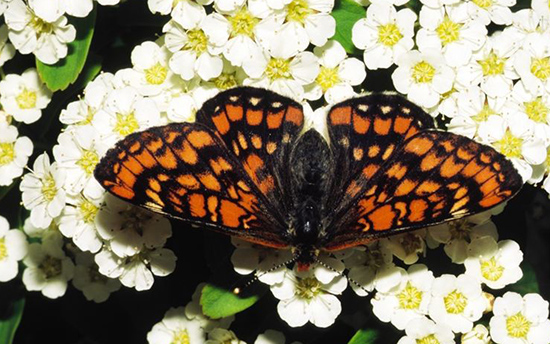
94,87 -> 523,271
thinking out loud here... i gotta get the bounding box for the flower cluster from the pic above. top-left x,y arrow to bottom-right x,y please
1,0 -> 550,343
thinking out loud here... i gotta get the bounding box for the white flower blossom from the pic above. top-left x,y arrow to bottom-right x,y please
206,329 -> 245,344
0,216 -> 28,282
0,24 -> 15,67
490,292 -> 550,344
20,153 -> 66,229
397,318 -> 455,344
72,251 -> 121,303
461,324 -> 491,344
466,0 -> 515,25
0,68 -> 52,124
147,307 -> 207,344
352,3 -> 416,70
0,122 -> 33,186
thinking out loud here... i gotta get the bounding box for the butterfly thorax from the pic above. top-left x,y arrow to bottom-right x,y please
289,129 -> 333,271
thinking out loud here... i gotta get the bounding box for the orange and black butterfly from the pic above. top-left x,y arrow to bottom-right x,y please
94,87 -> 523,271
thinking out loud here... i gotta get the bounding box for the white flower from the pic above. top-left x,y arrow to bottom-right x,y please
20,153 -> 67,229
427,213 -> 498,264
22,231 -> 75,299
60,73 -> 114,127
444,87 -> 507,139
22,217 -> 56,238
466,0 -> 515,25
123,41 -> 176,96
94,85 -> 161,146
428,274 -> 486,333
0,216 -> 28,282
4,0 -> 76,64
504,82 -> 550,145
185,283 -> 234,332
243,49 -> 319,100
384,230 -> 427,265
57,183 -> 104,253
147,307 -> 206,344
72,252 -> 121,303
265,0 -> 336,58
346,241 -> 394,296
532,0 -> 550,20
27,0 -> 93,22
304,40 -> 366,104
477,113 -> 546,181
461,324 -> 491,344
456,32 -> 519,97
255,329 -> 302,344
419,0 -> 460,9
371,264 -> 434,330
231,238 -> 293,286
94,245 -> 176,291
206,329 -> 245,344
0,24 -> 15,66
0,122 -> 33,186
490,292 -> 550,344
464,237 -> 523,289
392,49 -> 455,108
271,267 -> 347,327
417,3 -> 487,67
397,318 -> 455,344
163,17 -> 227,81
514,41 -> 550,97
95,194 -> 172,258
53,126 -> 106,195
352,3 -> 416,70
0,68 -> 52,124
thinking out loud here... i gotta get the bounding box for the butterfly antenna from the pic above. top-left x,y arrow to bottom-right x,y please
233,255 -> 298,295
314,258 -> 371,296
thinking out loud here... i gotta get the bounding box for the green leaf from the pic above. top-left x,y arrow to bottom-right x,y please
200,284 -> 261,319
36,7 -> 97,91
509,262 -> 540,294
331,0 -> 365,54
0,298 -> 25,344
348,329 -> 379,344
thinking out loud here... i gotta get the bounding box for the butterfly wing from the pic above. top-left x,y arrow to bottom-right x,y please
321,97 -> 523,251
94,87 -> 305,248
196,87 -> 304,216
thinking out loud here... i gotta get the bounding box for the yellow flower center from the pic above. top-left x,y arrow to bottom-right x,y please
480,256 -> 504,281
76,149 -> 99,176
114,112 -> 139,137
524,97 -> 549,123
417,334 -> 440,344
295,277 -> 322,300
39,255 -> 63,279
436,16 -> 463,46
378,23 -> 403,47
265,58 -> 291,81
185,29 -> 208,54
213,73 -> 238,90
144,63 -> 168,85
316,66 -> 340,92
472,0 -> 493,9
478,52 -> 506,76
444,290 -> 468,314
16,88 -> 37,110
0,142 -> 15,166
506,312 -> 531,338
494,130 -> 523,159
472,103 -> 496,122
531,57 -> 550,80
412,61 -> 436,84
0,238 -> 7,261
229,8 -> 258,38
286,0 -> 312,23
398,282 -> 423,310
30,15 -> 53,36
79,198 -> 99,224
172,328 -> 191,344
41,175 -> 58,202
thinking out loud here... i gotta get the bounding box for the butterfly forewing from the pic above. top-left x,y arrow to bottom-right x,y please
196,87 -> 304,216
94,122 -> 290,249
322,130 -> 523,251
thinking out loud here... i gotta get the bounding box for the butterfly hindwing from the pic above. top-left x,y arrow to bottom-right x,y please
196,87 -> 305,216
94,122 -> 290,248
322,130 -> 523,251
